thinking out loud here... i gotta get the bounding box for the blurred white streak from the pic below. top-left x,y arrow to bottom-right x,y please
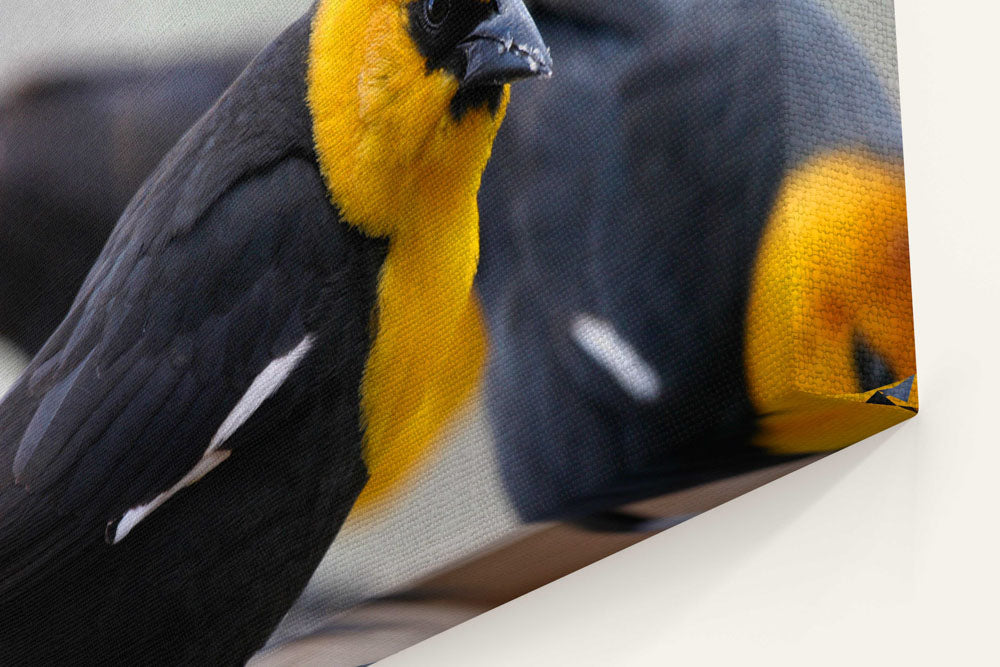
570,314 -> 662,403
0,337 -> 28,396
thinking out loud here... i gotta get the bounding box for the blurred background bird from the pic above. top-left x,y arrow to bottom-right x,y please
476,0 -> 916,526
0,0 -> 913,663
0,0 -> 549,663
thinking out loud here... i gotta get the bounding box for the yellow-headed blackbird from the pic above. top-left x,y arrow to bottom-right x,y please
0,1 -> 549,663
476,0 -> 916,524
0,0 -> 913,544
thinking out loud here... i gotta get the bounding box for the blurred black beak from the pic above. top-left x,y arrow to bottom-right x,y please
460,0 -> 553,88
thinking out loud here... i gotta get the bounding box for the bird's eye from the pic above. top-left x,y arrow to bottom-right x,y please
425,0 -> 450,28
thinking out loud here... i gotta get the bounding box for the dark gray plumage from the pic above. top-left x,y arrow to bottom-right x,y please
477,0 -> 905,521
0,58 -> 250,353
0,13 -> 384,664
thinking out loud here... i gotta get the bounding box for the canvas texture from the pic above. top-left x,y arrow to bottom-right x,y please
0,0 -> 913,663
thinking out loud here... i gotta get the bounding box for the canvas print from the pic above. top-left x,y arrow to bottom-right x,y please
0,0 -> 915,664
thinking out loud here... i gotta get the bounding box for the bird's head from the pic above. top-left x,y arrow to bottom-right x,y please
308,0 -> 551,237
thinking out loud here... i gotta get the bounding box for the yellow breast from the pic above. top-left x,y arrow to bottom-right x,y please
307,0 -> 509,511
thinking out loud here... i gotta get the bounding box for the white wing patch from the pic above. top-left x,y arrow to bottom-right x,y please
112,450 -> 231,545
569,314 -> 662,403
110,334 -> 314,544
207,335 -> 314,450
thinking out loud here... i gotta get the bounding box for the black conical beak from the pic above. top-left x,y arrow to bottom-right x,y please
460,0 -> 553,88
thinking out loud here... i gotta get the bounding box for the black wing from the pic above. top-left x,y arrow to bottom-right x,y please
0,10 -> 337,590
0,154 -> 344,593
0,57 -> 250,354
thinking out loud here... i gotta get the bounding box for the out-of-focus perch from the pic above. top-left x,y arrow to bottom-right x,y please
252,456 -> 821,666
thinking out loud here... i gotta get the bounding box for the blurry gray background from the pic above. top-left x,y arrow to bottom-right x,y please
0,1 -> 898,97
0,0 -> 901,629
